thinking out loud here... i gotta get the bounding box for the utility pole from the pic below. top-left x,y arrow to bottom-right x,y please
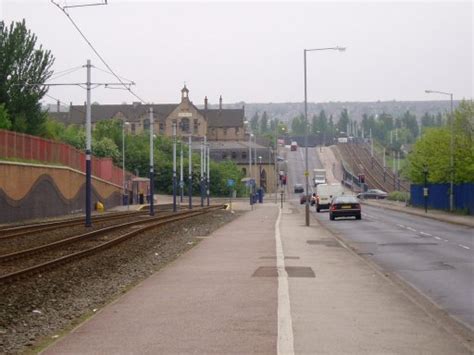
180,141 -> 184,203
188,134 -> 193,209
172,122 -> 177,212
206,142 -> 210,206
149,107 -> 154,216
200,137 -> 204,207
85,59 -> 92,227
274,120 -> 278,203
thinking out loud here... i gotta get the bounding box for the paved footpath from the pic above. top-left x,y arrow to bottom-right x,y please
43,202 -> 472,354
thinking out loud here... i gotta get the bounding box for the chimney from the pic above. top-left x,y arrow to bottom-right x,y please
219,95 -> 222,110
57,100 -> 60,113
204,96 -> 208,111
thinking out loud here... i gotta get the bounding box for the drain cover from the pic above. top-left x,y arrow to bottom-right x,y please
379,242 -> 438,246
252,266 -> 315,278
307,240 -> 341,247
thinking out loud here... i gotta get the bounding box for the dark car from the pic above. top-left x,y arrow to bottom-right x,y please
329,195 -> 361,220
357,189 -> 388,199
294,184 -> 304,193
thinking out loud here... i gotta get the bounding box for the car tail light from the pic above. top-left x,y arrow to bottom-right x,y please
330,204 -> 337,211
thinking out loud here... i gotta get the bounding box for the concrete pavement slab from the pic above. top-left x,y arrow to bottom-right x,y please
42,204 -> 279,354
280,203 -> 471,354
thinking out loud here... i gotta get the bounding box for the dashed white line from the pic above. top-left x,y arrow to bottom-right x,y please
397,224 -> 405,228
419,231 -> 432,236
406,227 -> 417,232
458,244 -> 471,250
434,236 -> 442,240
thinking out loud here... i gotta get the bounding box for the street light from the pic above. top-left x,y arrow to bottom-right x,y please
303,46 -> 346,226
122,121 -> 130,208
425,89 -> 454,212
258,155 -> 263,192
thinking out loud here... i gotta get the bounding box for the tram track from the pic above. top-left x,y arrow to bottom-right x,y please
0,205 -> 224,284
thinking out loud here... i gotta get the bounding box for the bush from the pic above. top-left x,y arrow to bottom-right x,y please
387,191 -> 409,202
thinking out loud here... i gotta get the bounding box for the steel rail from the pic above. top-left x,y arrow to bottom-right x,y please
0,205 -> 224,284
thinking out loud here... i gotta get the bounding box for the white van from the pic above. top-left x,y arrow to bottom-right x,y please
316,183 -> 344,212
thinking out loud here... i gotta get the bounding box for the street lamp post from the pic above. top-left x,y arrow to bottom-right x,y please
172,122 -> 177,212
425,90 -> 454,212
149,107 -> 155,216
258,155 -> 263,193
303,46 -> 346,226
122,121 -> 130,208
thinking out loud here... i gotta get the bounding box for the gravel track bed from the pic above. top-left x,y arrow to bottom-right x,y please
0,214 -> 159,256
0,209 -> 242,354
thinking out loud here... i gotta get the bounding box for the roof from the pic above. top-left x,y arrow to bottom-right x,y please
49,103 -> 178,125
202,108 -> 244,128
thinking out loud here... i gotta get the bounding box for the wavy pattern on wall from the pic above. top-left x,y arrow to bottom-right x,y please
0,174 -> 121,223
1,164 -> 119,201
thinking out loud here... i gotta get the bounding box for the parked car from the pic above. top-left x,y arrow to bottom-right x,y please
329,195 -> 361,220
294,183 -> 304,193
357,189 -> 388,199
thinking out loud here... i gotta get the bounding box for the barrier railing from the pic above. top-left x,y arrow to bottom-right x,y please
0,129 -> 129,187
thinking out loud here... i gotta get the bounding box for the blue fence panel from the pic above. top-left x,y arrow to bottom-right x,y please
411,183 -> 474,215
455,183 -> 474,214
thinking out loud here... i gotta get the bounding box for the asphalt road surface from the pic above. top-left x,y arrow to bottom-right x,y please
285,145 -> 474,330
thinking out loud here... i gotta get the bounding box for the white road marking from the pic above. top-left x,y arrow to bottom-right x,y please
459,244 -> 471,250
406,227 -> 417,232
275,207 -> 294,355
419,231 -> 432,236
397,224 -> 405,228
434,236 -> 442,240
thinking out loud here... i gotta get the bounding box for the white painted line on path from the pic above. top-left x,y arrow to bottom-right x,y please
397,224 -> 405,228
419,231 -> 432,236
275,207 -> 295,355
406,226 -> 417,232
458,244 -> 471,250
434,236 -> 442,240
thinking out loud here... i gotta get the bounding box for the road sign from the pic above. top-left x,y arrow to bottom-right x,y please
304,171 -> 309,177
227,179 -> 235,187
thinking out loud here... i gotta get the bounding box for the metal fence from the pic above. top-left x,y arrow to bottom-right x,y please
410,183 -> 474,215
0,129 -> 126,186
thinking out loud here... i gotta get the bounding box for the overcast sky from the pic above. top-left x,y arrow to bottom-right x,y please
2,0 -> 473,106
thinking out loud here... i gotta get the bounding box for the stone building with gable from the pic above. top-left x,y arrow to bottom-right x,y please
49,86 -> 277,192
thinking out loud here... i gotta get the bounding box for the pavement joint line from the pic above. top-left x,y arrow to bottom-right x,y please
275,205 -> 295,355
458,244 -> 471,250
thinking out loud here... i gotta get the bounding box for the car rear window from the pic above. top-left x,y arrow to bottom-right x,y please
333,196 -> 358,204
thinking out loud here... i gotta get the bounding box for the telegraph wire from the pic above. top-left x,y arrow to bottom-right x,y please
50,0 -> 148,104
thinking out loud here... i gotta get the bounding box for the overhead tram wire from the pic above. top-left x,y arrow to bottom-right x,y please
50,0 -> 148,105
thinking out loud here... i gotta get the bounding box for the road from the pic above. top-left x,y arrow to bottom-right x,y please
285,146 -> 474,330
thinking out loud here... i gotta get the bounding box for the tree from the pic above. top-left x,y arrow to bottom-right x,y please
260,111 -> 268,133
92,137 -> 120,161
291,115 -> 306,135
337,108 -> 350,134
0,103 -> 12,129
0,20 -> 55,135
250,112 -> 259,132
405,100 -> 474,184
